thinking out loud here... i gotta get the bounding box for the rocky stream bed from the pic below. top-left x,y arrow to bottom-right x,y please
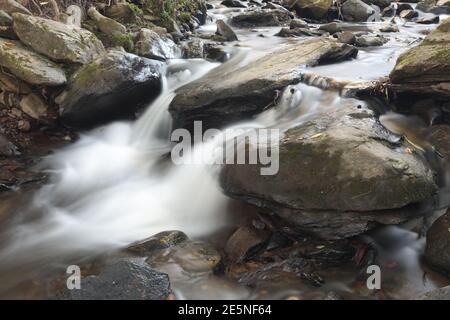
0,0 -> 449,300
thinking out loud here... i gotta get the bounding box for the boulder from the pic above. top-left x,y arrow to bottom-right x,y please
220,100 -> 437,239
221,0 -> 248,7
134,28 -> 179,61
0,39 -> 66,86
87,7 -> 127,37
355,34 -> 388,46
290,18 -> 309,28
284,0 -> 333,20
342,0 -> 376,22
337,31 -> 357,44
231,9 -> 291,27
416,0 -> 450,14
69,259 -> 171,300
105,2 -> 137,23
425,210 -> 450,275
56,50 -> 163,128
319,22 -> 342,34
169,38 -> 358,132
216,19 -> 238,41
182,39 -> 205,58
12,13 -> 105,64
19,93 -> 48,121
390,17 -> 450,99
0,0 -> 30,16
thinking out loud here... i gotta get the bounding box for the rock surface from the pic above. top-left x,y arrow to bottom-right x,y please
390,16 -> 450,99
342,0 -> 376,22
13,13 -> 105,64
0,39 -> 66,86
426,210 -> 450,275
0,0 -> 31,16
57,50 -> 163,128
231,9 -> 291,27
69,259 -> 171,300
220,101 -> 437,239
134,28 -> 179,61
285,0 -> 333,20
170,38 -> 358,131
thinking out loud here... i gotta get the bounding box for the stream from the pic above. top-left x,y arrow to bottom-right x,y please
0,1 -> 449,299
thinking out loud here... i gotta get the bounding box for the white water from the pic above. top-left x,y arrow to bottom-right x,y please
0,59 -> 232,269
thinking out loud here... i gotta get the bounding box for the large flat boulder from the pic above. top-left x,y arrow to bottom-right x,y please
12,13 -> 105,64
389,17 -> 450,100
56,50 -> 163,128
169,38 -> 357,131
220,98 -> 437,239
284,0 -> 333,20
230,9 -> 291,27
0,38 -> 66,86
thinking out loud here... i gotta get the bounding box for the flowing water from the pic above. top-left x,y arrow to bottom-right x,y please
0,3 -> 449,299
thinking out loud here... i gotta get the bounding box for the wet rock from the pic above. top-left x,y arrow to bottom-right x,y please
319,22 -> 342,34
204,43 -> 230,62
399,9 -> 419,19
0,133 -> 19,157
225,226 -> 270,262
390,17 -> 450,98
0,10 -> 12,26
337,31 -> 356,44
12,13 -> 105,64
222,0 -> 247,7
380,24 -> 399,32
19,93 -> 48,121
135,28 -> 179,61
426,210 -> 450,275
415,15 -> 440,24
415,286 -> 450,300
57,50 -> 163,128
127,230 -> 189,255
170,38 -> 357,132
0,0 -> 30,16
276,26 -> 325,37
147,240 -> 221,273
69,259 -> 171,300
416,0 -> 450,14
284,0 -> 333,20
182,39 -> 205,58
87,6 -> 127,37
342,0 -> 377,22
355,34 -> 388,46
290,18 -> 309,29
220,103 -> 437,239
429,125 -> 450,158
216,19 -> 238,41
0,39 -> 66,86
231,9 -> 291,27
362,0 -> 392,8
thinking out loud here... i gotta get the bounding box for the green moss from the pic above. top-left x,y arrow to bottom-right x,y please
111,33 -> 134,51
75,61 -> 100,85
145,0 -> 205,28
128,2 -> 144,16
